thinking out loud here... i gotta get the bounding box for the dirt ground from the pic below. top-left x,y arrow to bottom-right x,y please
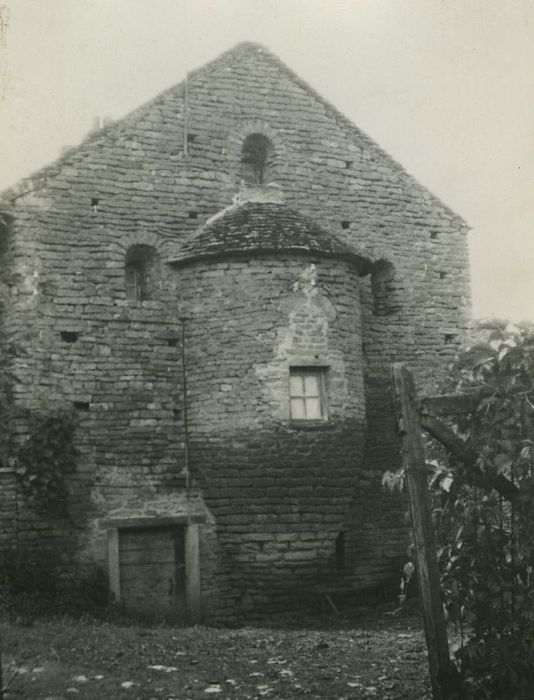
1,605 -> 431,699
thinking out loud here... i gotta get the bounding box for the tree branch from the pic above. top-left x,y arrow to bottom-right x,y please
420,414 -> 520,504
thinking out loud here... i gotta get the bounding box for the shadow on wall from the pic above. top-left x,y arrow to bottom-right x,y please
371,260 -> 402,316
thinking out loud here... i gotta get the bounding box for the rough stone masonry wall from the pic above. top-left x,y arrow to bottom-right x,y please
0,198 -> 189,576
174,254 -> 368,618
0,208 -> 54,566
0,43 -> 470,609
0,214 -> 14,552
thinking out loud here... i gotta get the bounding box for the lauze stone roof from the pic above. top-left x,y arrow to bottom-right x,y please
169,201 -> 370,271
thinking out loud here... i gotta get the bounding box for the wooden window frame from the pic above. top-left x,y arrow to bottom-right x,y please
289,367 -> 328,421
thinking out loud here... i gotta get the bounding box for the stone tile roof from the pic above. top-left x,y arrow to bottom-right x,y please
168,201 -> 371,271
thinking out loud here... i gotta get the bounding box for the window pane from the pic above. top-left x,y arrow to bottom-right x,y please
305,397 -> 322,419
290,374 -> 304,397
304,375 -> 319,396
290,398 -> 306,419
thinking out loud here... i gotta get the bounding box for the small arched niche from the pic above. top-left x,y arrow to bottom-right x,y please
239,133 -> 274,185
124,244 -> 158,302
371,260 -> 401,316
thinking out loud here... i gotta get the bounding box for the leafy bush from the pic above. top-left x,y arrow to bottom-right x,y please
432,321 -> 534,699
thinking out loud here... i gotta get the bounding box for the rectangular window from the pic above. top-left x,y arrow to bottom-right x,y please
289,367 -> 327,420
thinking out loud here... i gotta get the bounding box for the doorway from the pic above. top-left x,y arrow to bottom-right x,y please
108,519 -> 201,622
118,526 -> 185,621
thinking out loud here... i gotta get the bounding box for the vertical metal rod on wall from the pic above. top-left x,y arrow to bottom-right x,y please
182,0 -> 189,157
180,318 -> 190,495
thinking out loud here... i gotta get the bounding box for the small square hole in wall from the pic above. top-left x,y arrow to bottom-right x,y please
341,221 -> 351,230
60,331 -> 78,343
430,231 -> 438,240
173,408 -> 181,419
188,211 -> 198,220
74,401 -> 90,411
91,197 -> 99,208
167,338 -> 178,347
444,334 -> 456,344
345,160 -> 353,169
186,133 -> 197,144
439,271 -> 447,279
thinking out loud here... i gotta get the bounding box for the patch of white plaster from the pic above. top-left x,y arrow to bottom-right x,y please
255,263 -> 339,419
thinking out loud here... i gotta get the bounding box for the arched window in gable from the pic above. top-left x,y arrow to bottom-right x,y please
125,244 -> 157,302
371,260 -> 402,315
239,133 -> 274,185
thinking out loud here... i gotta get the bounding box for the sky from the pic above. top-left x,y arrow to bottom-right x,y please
0,0 -> 533,321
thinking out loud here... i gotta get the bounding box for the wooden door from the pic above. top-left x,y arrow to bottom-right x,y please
119,526 -> 186,622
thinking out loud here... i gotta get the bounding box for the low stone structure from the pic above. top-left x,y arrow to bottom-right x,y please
0,42 -> 470,622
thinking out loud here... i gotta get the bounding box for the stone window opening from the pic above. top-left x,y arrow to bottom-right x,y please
240,133 -> 274,185
124,244 -> 157,302
371,261 -> 401,316
289,367 -> 328,421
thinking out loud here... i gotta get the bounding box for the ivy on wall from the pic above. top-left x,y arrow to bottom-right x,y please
13,411 -> 77,516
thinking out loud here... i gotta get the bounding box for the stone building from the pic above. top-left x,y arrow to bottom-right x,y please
0,42 -> 470,622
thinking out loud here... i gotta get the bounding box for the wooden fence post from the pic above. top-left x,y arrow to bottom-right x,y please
392,363 -> 451,700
